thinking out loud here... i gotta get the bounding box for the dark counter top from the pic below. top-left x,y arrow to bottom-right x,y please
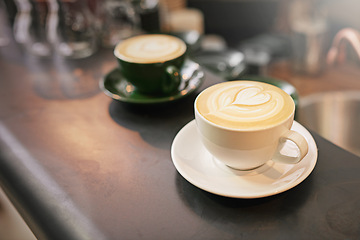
1,40 -> 360,240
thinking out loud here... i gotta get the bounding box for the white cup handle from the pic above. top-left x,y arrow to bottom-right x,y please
272,130 -> 309,164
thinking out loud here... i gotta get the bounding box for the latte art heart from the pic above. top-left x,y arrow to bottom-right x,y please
115,34 -> 186,63
196,81 -> 295,130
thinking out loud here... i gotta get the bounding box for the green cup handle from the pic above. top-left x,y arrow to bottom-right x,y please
163,65 -> 181,94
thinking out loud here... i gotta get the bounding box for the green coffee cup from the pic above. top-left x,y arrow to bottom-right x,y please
114,34 -> 187,95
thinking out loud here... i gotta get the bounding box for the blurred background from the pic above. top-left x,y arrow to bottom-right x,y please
2,0 -> 360,53
1,0 -> 360,70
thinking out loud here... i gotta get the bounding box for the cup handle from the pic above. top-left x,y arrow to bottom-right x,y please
163,65 -> 181,94
272,130 -> 309,164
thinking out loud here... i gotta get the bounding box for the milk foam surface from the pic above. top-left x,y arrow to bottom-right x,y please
115,35 -> 186,63
196,81 -> 294,130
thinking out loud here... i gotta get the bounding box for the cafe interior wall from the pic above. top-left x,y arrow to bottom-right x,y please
187,0 -> 360,50
187,0 -> 281,46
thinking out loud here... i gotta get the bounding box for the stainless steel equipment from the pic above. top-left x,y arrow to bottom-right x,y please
298,91 -> 360,157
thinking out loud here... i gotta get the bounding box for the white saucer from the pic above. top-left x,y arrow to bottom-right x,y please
171,120 -> 318,199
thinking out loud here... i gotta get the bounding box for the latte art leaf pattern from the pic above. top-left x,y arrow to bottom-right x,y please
197,81 -> 294,129
128,38 -> 180,60
115,35 -> 186,63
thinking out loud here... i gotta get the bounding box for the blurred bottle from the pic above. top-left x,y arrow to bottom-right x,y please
100,0 -> 140,47
48,0 -> 98,59
2,0 -> 17,27
13,0 -> 52,56
0,0 -> 10,46
289,0 -> 328,75
132,0 -> 160,33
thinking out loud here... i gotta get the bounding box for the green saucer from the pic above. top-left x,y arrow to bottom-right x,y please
100,60 -> 205,104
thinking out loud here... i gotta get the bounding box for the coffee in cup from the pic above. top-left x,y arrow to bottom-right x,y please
195,80 -> 308,170
114,34 -> 187,95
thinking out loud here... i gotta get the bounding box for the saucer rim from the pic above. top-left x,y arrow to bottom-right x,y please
171,120 -> 318,199
99,60 -> 204,104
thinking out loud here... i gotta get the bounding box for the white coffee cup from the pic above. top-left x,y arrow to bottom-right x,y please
194,80 -> 309,170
